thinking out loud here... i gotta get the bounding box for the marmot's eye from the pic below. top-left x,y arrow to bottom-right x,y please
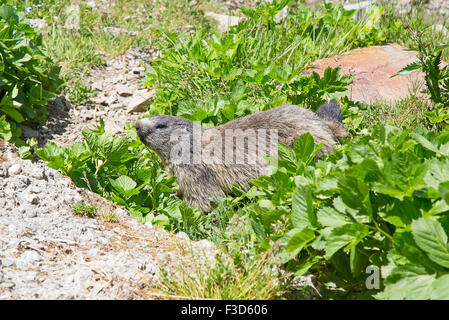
156,123 -> 167,130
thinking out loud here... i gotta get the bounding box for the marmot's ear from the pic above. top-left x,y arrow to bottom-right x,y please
317,100 -> 342,123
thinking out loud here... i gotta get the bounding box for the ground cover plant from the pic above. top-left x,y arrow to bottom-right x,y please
0,2 -> 61,144
3,0 -> 449,299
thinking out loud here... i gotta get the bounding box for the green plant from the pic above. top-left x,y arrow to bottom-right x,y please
394,24 -> 449,132
146,2 -> 390,124
65,79 -> 96,105
72,201 -> 97,218
101,210 -> 119,223
0,3 -> 61,142
241,126 -> 449,299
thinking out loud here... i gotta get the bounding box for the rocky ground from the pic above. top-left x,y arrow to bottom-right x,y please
25,46 -> 157,147
0,141 -> 217,299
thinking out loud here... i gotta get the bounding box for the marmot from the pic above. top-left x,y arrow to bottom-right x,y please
136,100 -> 346,212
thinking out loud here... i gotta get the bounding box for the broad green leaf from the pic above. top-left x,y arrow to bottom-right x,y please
410,132 -> 440,154
324,223 -> 371,259
377,266 -> 435,300
1,106 -> 25,122
412,218 -> 449,268
114,175 -> 137,191
393,231 -> 445,272
291,185 -> 317,229
285,227 -> 315,253
430,274 -> 449,299
317,206 -> 351,228
0,115 -> 12,141
293,132 -> 315,164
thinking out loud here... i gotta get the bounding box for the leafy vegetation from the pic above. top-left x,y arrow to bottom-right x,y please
0,2 -> 61,143
394,24 -> 449,132
242,127 -> 449,299
72,201 -> 98,218
146,1 -> 392,124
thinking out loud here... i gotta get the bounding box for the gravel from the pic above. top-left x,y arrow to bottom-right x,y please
0,142 -> 217,299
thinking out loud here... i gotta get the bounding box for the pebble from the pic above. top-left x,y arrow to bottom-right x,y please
175,231 -> 190,240
1,258 -> 15,267
8,164 -> 22,176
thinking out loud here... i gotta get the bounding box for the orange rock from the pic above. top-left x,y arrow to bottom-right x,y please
305,43 -> 445,104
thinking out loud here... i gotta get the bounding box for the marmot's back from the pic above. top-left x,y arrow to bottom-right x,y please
216,103 -> 345,154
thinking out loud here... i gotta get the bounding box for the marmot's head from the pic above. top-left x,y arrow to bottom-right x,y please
135,115 -> 199,164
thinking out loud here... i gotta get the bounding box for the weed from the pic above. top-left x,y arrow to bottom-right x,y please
101,210 -> 119,223
72,201 -> 98,218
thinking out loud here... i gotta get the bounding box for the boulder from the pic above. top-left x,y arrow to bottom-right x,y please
306,43 -> 447,104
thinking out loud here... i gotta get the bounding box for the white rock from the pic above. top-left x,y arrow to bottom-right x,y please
127,89 -> 154,113
175,231 -> 190,240
8,164 -> 22,176
29,18 -> 47,29
144,221 -> 153,229
195,239 -> 215,250
343,1 -> 376,11
86,1 -> 97,9
204,12 -> 245,32
116,84 -> 134,97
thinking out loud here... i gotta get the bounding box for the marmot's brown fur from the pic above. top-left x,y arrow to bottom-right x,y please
136,101 -> 346,212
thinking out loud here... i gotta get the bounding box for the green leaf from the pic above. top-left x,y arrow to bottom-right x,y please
291,185 -> 317,229
285,227 -> 315,253
1,106 -> 25,122
324,223 -> 371,259
392,61 -> 422,77
430,274 -> 449,299
111,175 -> 137,191
0,115 -> 12,141
412,218 -> 449,268
317,206 -> 352,228
35,141 -> 63,162
377,266 -> 436,300
0,5 -> 18,23
293,132 -> 315,163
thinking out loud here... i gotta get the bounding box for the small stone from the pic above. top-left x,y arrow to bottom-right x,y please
8,163 -> 22,176
104,95 -> 117,106
20,125 -> 39,139
204,12 -> 245,32
195,239 -> 216,251
16,250 -> 42,270
15,175 -> 31,186
17,191 -> 40,205
91,81 -> 103,91
343,0 -> 376,11
127,89 -> 154,113
132,67 -> 145,75
144,221 -> 153,229
175,231 -> 190,240
86,1 -> 96,9
1,258 -> 14,267
103,121 -> 123,134
98,237 -> 111,245
29,185 -> 42,194
29,167 -> 45,180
